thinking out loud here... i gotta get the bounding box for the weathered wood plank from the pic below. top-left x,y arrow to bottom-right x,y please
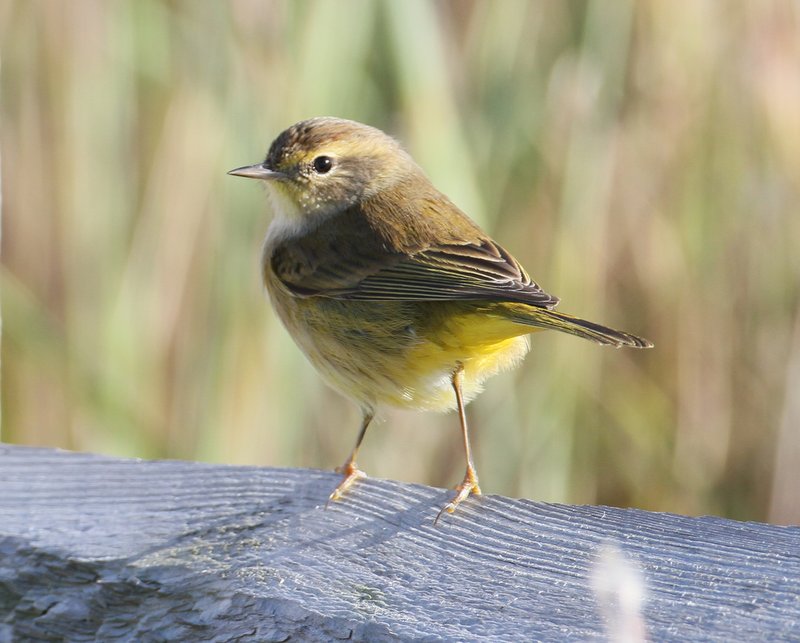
1,444 -> 798,642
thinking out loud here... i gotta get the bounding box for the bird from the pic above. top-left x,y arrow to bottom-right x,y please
229,117 -> 652,523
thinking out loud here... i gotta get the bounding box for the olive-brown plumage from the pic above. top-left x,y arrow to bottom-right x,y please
230,117 -> 652,522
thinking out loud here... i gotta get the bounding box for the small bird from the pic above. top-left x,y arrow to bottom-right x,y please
229,117 -> 652,522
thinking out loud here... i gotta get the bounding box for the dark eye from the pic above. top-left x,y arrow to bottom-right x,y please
312,155 -> 333,174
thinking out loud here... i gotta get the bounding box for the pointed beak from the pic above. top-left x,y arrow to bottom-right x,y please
227,164 -> 286,181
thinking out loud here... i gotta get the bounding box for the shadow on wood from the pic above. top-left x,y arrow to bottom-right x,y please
1,445 -> 798,641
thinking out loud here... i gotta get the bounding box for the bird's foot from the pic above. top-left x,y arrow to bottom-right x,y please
326,461 -> 366,507
434,466 -> 482,525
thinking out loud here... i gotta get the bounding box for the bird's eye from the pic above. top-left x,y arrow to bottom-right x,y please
312,155 -> 333,174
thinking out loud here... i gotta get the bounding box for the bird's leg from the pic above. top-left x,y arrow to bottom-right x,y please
327,410 -> 374,505
435,363 -> 482,525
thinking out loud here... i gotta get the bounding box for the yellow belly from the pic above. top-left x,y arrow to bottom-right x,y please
398,313 -> 531,411
266,272 -> 533,413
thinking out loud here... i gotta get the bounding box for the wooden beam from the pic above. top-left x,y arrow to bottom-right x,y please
1,444 -> 798,641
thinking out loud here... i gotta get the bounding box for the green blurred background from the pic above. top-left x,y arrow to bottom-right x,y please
2,0 -> 799,524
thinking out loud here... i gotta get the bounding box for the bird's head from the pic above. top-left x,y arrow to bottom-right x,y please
229,117 -> 419,223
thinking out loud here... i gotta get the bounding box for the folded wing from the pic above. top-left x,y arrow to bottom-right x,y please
271,236 -> 560,309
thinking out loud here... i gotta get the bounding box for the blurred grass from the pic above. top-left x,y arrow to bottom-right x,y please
2,0 -> 799,523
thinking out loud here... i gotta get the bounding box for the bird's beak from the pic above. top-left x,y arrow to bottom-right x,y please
227,164 -> 286,181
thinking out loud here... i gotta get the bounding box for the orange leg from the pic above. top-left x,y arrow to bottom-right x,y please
327,410 -> 373,505
435,363 -> 482,525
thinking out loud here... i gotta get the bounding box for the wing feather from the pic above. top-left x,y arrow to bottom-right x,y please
271,234 -> 559,309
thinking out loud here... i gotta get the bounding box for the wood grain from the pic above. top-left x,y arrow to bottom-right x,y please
1,445 -> 798,642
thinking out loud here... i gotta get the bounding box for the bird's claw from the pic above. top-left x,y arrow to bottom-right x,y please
433,468 -> 481,526
326,462 -> 366,507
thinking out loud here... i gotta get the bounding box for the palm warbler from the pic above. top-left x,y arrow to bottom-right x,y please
230,117 -> 652,522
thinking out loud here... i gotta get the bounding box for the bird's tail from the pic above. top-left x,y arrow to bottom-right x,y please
503,305 -> 653,349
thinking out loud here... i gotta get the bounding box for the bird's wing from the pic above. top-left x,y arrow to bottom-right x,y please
271,236 -> 560,309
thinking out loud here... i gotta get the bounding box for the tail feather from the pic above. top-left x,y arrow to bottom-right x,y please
506,307 -> 653,349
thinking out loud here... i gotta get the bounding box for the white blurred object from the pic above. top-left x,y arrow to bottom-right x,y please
590,542 -> 649,643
